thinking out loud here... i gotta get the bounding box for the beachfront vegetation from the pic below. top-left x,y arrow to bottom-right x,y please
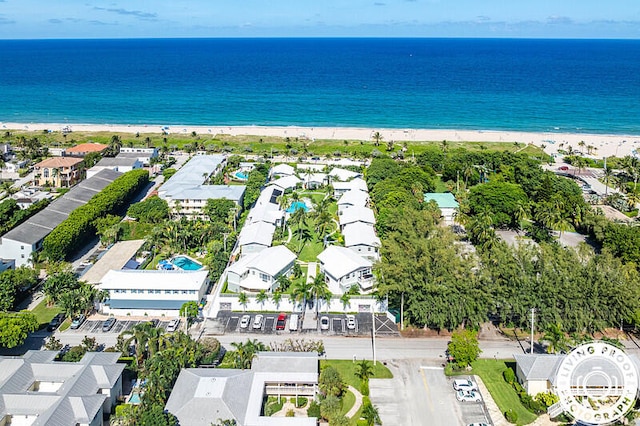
372,147 -> 640,334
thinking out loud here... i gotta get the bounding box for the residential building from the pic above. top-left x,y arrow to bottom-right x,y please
63,143 -> 108,157
329,167 -> 361,182
98,269 -> 209,316
301,172 -> 327,189
269,163 -> 295,179
0,350 -> 125,426
424,192 -> 459,225
158,155 -> 245,219
0,143 -> 11,160
317,245 -> 374,294
338,206 -> 376,230
337,189 -> 369,213
11,188 -> 53,209
332,177 -> 368,198
86,157 -> 142,179
118,147 -> 159,166
81,240 -> 145,284
0,169 -> 121,267
166,351 -> 318,426
270,175 -> 301,192
245,185 -> 285,227
513,354 -> 563,396
343,222 -> 381,260
33,157 -> 84,188
227,245 -> 297,293
238,221 -> 276,256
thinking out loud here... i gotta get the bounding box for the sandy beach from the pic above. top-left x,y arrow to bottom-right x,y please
3,122 -> 640,159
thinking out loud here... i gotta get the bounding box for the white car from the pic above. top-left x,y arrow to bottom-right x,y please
320,316 -> 330,330
456,390 -> 482,403
166,318 -> 181,332
253,314 -> 264,329
240,315 -> 251,329
453,378 -> 478,392
346,315 -> 356,330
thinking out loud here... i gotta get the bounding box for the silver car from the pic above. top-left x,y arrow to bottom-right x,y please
253,314 -> 264,329
240,315 -> 251,329
345,315 -> 356,330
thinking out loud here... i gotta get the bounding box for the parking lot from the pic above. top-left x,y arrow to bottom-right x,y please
453,375 -> 492,425
65,319 -> 177,334
215,311 -> 398,336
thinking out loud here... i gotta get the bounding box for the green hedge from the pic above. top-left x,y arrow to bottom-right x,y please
43,170 -> 149,261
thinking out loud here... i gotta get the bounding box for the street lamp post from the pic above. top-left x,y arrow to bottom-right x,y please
371,305 -> 377,366
530,308 -> 535,355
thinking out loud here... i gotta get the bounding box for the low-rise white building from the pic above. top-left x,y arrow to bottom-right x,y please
238,221 -> 276,256
98,269 -> 209,316
337,189 -> 369,213
317,245 -> 374,294
246,185 -> 286,227
338,206 -> 376,230
118,147 -> 159,166
329,168 -> 361,182
302,173 -> 327,190
269,163 -> 295,179
332,177 -> 368,198
270,175 -> 301,192
87,157 -> 143,179
227,245 -> 297,293
342,222 -> 380,260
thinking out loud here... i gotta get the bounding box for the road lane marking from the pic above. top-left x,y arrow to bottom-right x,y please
420,366 -> 444,370
419,367 -> 435,412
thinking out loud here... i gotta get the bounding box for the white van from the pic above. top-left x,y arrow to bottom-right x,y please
289,313 -> 299,331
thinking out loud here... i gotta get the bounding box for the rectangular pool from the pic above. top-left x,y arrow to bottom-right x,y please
171,256 -> 203,271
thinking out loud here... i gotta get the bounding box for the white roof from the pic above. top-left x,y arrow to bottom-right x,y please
228,245 -> 296,278
330,158 -> 366,167
343,223 -> 381,248
270,164 -> 295,177
317,246 -> 372,279
332,177 -> 368,192
339,206 -> 376,226
329,168 -> 362,181
303,173 -> 327,184
239,222 -> 276,247
337,190 -> 369,207
296,163 -> 325,172
246,186 -> 285,225
270,175 -> 301,191
98,269 -> 209,290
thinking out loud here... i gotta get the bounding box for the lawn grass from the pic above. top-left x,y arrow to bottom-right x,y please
30,299 -> 62,328
286,230 -> 325,262
321,359 -> 393,389
340,389 -> 356,417
145,253 -> 164,270
459,359 -> 538,425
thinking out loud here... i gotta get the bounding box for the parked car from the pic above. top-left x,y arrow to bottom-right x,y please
456,390 -> 482,403
70,314 -> 86,330
467,423 -> 490,426
101,317 -> 116,332
289,313 -> 299,331
166,318 -> 181,332
253,314 -> 264,329
47,313 -> 66,332
345,314 -> 356,330
558,165 -> 569,171
240,315 -> 251,329
320,316 -> 330,330
453,378 -> 478,392
276,313 -> 287,330
148,319 -> 160,327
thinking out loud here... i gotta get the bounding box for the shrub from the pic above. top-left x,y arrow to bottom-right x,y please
307,400 -> 321,418
505,409 -> 518,423
535,391 -> 559,408
286,409 -> 295,417
360,380 -> 370,396
296,397 -> 308,408
503,368 -> 515,384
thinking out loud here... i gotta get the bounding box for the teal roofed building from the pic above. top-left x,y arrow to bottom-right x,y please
423,192 -> 459,225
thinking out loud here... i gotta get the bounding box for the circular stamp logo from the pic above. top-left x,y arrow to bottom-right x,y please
554,341 -> 639,425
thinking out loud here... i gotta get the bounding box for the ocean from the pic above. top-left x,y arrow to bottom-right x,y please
0,38 -> 639,134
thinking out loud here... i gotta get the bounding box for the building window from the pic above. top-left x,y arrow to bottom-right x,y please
155,290 -> 161,294
189,290 -> 196,294
21,246 -> 24,250
182,290 -> 188,294
173,290 -> 180,294
43,169 -> 49,178
259,273 -> 269,282
165,290 -> 171,294
147,290 -> 154,294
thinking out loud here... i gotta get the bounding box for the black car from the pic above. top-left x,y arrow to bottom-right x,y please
47,313 -> 66,332
102,317 -> 116,332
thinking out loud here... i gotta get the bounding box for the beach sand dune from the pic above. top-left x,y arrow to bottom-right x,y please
2,122 -> 639,159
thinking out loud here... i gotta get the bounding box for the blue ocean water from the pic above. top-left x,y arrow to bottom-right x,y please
0,38 -> 639,134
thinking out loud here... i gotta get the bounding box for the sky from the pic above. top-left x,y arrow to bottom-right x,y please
0,0 -> 639,39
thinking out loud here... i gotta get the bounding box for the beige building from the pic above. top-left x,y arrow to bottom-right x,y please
33,157 -> 84,188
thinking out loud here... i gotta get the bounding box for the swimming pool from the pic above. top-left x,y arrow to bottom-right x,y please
286,201 -> 309,213
234,171 -> 249,180
171,256 -> 203,271
128,392 -> 141,404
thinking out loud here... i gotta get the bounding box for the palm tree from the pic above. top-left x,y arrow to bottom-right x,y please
371,132 -> 383,147
122,322 -> 154,366
310,273 -> 329,317
340,293 -> 351,310
542,323 -> 569,354
276,275 -> 291,292
440,140 -> 449,153
238,292 -> 249,312
355,359 -> 374,383
271,291 -> 283,310
256,290 -> 269,310
291,280 -> 313,313
361,401 -> 382,426
298,226 -> 313,253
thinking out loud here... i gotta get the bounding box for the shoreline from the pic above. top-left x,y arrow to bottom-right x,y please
3,121 -> 640,158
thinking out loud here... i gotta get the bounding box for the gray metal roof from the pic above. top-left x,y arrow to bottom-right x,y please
0,350 -> 125,425
1,169 -> 121,245
514,354 -> 564,381
96,157 -> 139,167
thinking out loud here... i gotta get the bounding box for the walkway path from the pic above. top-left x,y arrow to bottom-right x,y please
306,262 -> 317,284
345,385 -> 364,419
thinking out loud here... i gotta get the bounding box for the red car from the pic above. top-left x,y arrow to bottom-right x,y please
276,313 -> 287,330
558,166 -> 569,171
